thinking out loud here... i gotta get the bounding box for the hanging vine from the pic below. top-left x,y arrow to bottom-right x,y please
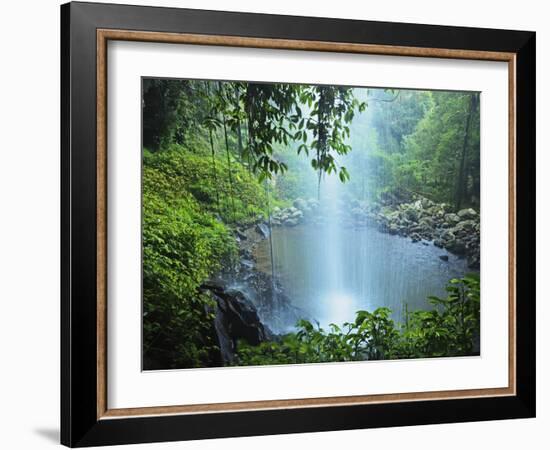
203,82 -> 221,216
297,85 -> 366,197
217,82 -> 237,224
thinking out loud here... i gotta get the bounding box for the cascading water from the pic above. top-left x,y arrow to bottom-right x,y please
252,171 -> 471,332
315,173 -> 357,326
243,88 -> 475,334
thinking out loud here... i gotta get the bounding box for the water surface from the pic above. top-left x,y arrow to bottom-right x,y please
254,224 -> 472,331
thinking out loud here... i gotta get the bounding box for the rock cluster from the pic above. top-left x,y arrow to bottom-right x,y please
269,198 -> 320,226
372,200 -> 480,269
268,194 -> 480,269
201,280 -> 270,365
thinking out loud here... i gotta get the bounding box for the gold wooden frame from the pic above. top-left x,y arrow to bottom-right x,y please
96,29 -> 517,420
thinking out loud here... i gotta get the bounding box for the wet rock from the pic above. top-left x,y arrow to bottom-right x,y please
255,222 -> 270,238
240,259 -> 255,270
440,230 -> 455,242
290,209 -> 303,219
457,208 -> 478,220
285,218 -> 299,227
453,220 -> 476,232
403,208 -> 419,222
235,229 -> 248,241
444,213 -> 461,226
293,198 -> 308,210
439,255 -> 449,261
410,233 -> 422,243
421,198 -> 434,208
202,284 -> 270,364
445,239 -> 466,255
419,216 -> 434,226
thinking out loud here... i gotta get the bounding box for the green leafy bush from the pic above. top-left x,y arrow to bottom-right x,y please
235,274 -> 480,366
144,145 -> 267,225
142,160 -> 238,369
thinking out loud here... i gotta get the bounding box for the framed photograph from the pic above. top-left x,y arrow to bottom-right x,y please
61,1 -> 536,447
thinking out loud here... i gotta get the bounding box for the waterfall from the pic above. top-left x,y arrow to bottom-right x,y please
318,173 -> 354,326
264,180 -> 284,331
254,171 -> 472,333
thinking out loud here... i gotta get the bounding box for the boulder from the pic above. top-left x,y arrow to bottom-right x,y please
457,208 -> 478,220
419,217 -> 435,229
440,230 -> 455,242
439,255 -> 449,262
403,207 -> 419,222
454,220 -> 476,232
290,209 -> 303,219
284,218 -> 299,227
433,239 -> 444,248
444,213 -> 461,226
235,229 -> 248,241
421,197 -> 434,208
293,198 -> 308,211
445,239 -> 466,255
240,259 -> 255,270
255,222 -> 270,238
200,284 -> 270,364
410,233 -> 422,243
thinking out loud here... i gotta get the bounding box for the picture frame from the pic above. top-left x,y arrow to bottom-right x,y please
60,1 -> 535,447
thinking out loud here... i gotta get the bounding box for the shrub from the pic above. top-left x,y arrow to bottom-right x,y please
235,274 -> 480,366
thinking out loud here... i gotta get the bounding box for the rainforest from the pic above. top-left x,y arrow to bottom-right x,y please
142,78 -> 481,370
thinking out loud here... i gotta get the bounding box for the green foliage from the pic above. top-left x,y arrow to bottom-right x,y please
270,142 -> 319,201
140,138 -> 278,369
144,145 -> 267,225
398,273 -> 481,357
142,161 -> 237,369
235,275 -> 480,366
397,92 -> 480,206
369,90 -> 433,155
295,86 -> 365,185
142,79 -> 211,151
143,78 -> 365,185
343,89 -> 479,209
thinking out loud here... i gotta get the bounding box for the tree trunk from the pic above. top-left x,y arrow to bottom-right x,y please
205,82 -> 221,215
234,85 -> 244,161
455,93 -> 478,211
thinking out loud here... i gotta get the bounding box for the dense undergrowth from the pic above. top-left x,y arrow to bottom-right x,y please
235,274 -> 480,366
142,143 -> 267,369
